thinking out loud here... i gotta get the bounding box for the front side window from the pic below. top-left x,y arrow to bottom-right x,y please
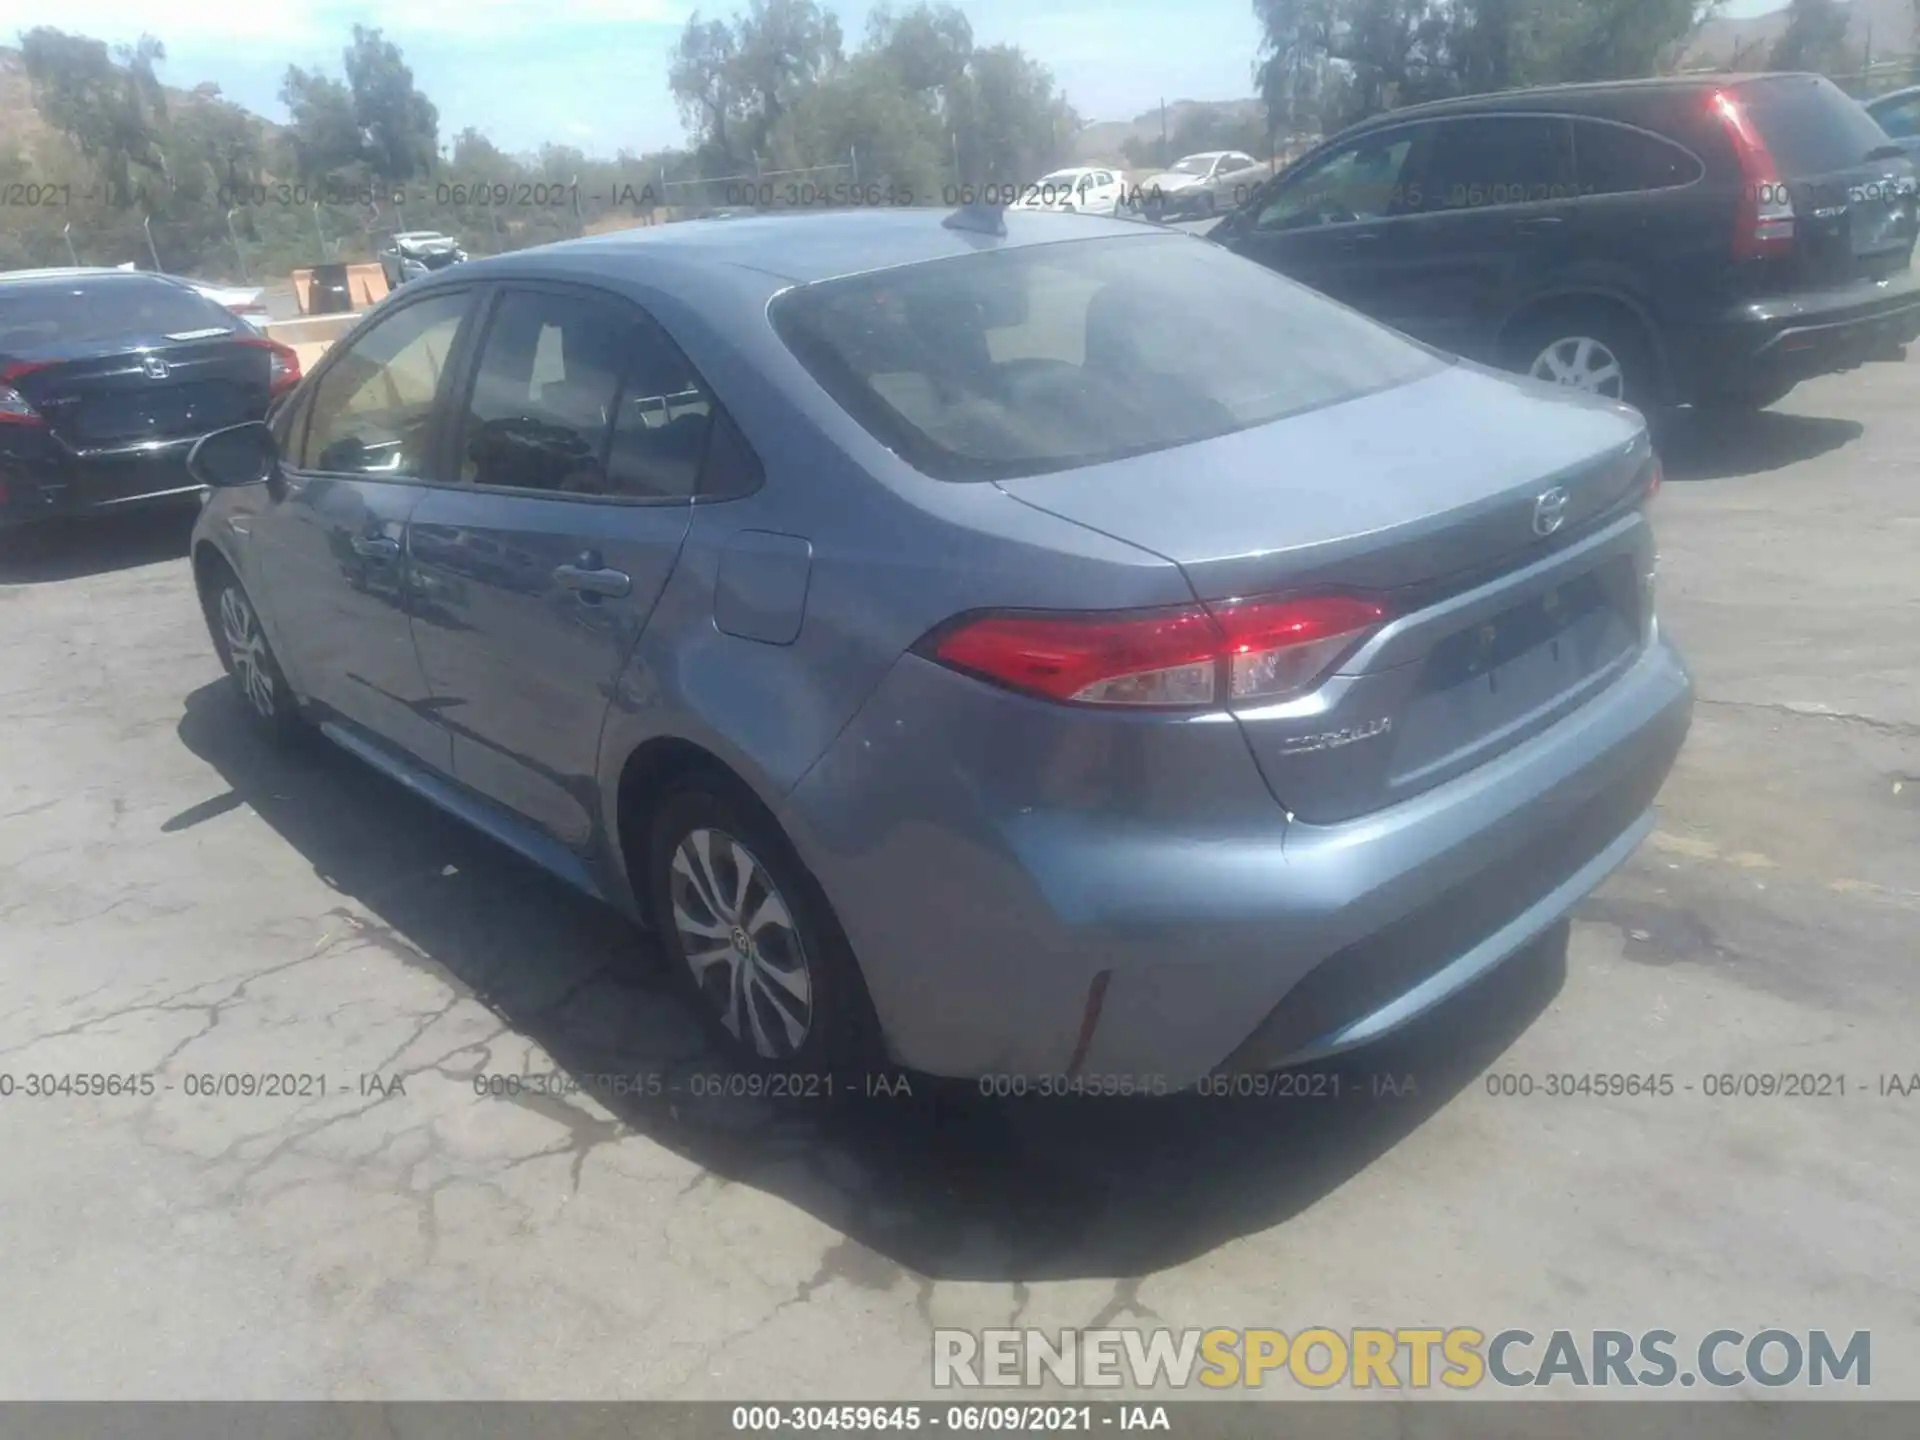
1257,134 -> 1417,231
772,233 -> 1442,483
300,290 -> 468,476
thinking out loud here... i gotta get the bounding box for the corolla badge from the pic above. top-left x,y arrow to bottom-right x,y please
1277,717 -> 1393,756
140,354 -> 169,380
1532,486 -> 1569,537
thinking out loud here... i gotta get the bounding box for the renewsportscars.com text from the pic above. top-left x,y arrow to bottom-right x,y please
932,1327 -> 1871,1390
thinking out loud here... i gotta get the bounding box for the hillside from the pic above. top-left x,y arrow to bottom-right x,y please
1682,0 -> 1919,69
0,44 -> 283,164
1072,98 -> 1271,167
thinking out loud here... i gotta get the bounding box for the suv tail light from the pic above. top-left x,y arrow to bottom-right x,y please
925,593 -> 1391,708
1713,89 -> 1796,260
0,362 -> 47,428
241,336 -> 302,399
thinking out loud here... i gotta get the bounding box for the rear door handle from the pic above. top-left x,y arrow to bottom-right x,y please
351,535 -> 401,559
554,561 -> 632,599
1512,214 -> 1567,233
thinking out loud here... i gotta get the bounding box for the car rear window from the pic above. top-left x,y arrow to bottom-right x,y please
770,233 -> 1444,482
1734,75 -> 1895,176
0,277 -> 234,350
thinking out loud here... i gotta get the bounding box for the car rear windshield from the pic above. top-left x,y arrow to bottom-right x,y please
0,278 -> 233,350
770,233 -> 1444,482
1735,75 -> 1895,175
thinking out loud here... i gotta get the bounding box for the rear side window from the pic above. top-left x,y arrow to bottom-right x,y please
1734,75 -> 1895,175
771,233 -> 1443,482
0,277 -> 234,350
460,287 -> 727,501
1871,93 -> 1920,140
1414,116 -> 1578,212
1574,120 -> 1705,194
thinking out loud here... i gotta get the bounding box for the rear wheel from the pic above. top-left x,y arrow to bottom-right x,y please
1504,308 -> 1656,410
646,781 -> 875,1073
202,561 -> 306,742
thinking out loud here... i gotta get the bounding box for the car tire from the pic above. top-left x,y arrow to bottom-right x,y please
200,560 -> 308,743
1504,308 -> 1657,410
646,780 -> 877,1075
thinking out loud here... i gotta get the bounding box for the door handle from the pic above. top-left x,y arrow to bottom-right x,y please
351,535 -> 401,559
554,562 -> 632,599
1512,214 -> 1567,232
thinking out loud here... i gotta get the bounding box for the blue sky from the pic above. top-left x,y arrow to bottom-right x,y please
5,0 -> 1267,158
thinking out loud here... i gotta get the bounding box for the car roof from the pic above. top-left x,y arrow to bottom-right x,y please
1343,71 -> 1825,129
1868,85 -> 1920,109
480,207 -> 1158,288
0,267 -> 193,292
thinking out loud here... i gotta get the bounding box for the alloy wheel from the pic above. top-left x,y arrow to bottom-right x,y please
1527,336 -> 1625,399
669,827 -> 814,1059
218,584 -> 276,719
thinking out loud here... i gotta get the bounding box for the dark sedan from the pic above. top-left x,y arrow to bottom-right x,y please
0,268 -> 301,529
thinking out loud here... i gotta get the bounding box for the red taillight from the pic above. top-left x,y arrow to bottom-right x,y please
1646,453 -> 1663,501
242,336 -> 302,399
1712,89 -> 1795,260
928,593 -> 1390,708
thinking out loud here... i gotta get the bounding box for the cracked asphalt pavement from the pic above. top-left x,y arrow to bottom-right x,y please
0,358 -> 1916,1401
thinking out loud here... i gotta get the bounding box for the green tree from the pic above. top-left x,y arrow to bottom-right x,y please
20,27 -> 170,204
342,25 -> 439,184
1768,0 -> 1852,72
279,66 -> 363,185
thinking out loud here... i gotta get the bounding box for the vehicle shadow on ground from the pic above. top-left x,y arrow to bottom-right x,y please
173,680 -> 1566,1287
1659,408 -> 1863,482
0,502 -> 198,584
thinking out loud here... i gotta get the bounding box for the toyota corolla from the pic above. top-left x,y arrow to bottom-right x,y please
183,208 -> 1692,1086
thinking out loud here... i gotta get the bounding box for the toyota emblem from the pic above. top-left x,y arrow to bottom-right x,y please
1532,486 -> 1569,537
140,354 -> 169,380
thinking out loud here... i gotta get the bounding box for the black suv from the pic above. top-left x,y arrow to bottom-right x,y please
1211,73 -> 1920,413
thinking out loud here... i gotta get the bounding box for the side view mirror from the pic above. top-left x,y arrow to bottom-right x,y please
188,421 -> 279,489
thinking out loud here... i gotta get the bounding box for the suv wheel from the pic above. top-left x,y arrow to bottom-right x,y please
203,563 -> 305,741
1506,310 -> 1654,408
647,782 -> 874,1072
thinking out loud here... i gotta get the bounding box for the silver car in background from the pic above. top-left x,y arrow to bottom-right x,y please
1135,150 -> 1271,218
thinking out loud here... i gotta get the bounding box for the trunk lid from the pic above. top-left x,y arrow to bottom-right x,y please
996,363 -> 1656,821
6,333 -> 271,449
1735,74 -> 1920,287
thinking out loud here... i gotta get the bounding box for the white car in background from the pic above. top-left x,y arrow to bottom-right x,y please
1009,167 -> 1126,215
190,282 -> 270,331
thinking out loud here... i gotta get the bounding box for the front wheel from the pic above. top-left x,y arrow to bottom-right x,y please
647,783 -> 875,1072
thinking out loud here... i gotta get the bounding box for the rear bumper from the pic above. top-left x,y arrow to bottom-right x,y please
1681,270 -> 1920,400
0,435 -> 205,528
784,633 -> 1693,1088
